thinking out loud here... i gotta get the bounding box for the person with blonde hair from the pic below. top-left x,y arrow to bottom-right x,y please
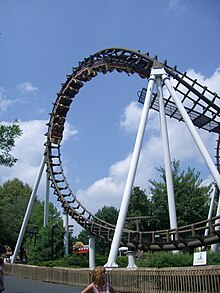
81,266 -> 116,293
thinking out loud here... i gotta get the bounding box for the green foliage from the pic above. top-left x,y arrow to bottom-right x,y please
94,206 -> 118,255
136,251 -> 220,268
0,177 -> 65,263
21,250 -> 220,268
136,251 -> 193,268
0,120 -> 22,167
30,254 -> 89,268
26,203 -> 65,263
207,251 -> 220,265
95,206 -> 118,226
28,253 -> 128,268
0,178 -> 36,248
75,229 -> 90,246
76,206 -> 119,256
149,160 -> 211,230
127,186 -> 151,230
25,202 -> 66,262
27,222 -> 64,264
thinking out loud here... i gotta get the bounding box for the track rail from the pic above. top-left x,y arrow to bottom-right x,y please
45,48 -> 220,251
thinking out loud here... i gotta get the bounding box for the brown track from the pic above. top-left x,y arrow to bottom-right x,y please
45,48 -> 220,251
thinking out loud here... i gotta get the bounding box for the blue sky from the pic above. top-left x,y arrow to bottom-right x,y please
0,0 -> 220,235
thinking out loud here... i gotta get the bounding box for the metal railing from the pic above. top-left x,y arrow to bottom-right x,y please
5,263 -> 220,293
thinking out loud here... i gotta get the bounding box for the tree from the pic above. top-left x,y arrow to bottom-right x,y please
0,178 -> 33,247
75,229 -> 89,246
0,178 -> 64,263
149,160 -> 211,230
27,221 -> 64,263
126,186 -> 151,231
25,202 -> 64,263
76,206 -> 119,255
0,120 -> 22,167
94,206 -> 119,255
95,206 -> 118,226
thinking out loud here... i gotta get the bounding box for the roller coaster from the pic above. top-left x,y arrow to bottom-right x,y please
44,48 -> 220,252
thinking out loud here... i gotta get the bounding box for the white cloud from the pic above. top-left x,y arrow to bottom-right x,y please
62,123 -> 78,142
1,66 -> 219,235
0,119 -> 78,200
17,82 -> 38,94
167,0 -> 186,15
77,177 -> 124,213
0,88 -> 13,111
187,67 -> 220,100
119,101 -> 141,133
74,66 -> 220,216
0,120 -> 47,189
0,97 -> 12,111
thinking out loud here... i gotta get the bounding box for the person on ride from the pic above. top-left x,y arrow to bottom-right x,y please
81,266 -> 116,293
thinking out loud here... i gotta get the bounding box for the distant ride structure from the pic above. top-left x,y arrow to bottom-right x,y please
12,48 -> 220,266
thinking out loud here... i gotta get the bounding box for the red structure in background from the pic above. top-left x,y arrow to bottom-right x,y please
72,242 -> 89,254
75,247 -> 89,254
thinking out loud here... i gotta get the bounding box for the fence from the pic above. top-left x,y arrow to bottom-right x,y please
5,263 -> 220,292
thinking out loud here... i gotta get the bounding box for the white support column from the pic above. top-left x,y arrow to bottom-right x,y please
156,75 -> 178,231
105,75 -> 156,267
127,251 -> 137,269
89,235 -> 96,268
11,155 -> 46,263
205,185 -> 216,237
211,191 -> 220,251
44,171 -> 50,226
162,73 -> 220,191
63,212 -> 69,256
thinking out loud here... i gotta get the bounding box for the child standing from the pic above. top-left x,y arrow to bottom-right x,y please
81,266 -> 115,293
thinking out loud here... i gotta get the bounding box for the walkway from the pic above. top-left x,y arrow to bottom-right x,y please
4,275 -> 83,293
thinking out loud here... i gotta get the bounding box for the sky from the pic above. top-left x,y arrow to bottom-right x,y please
0,0 -> 220,236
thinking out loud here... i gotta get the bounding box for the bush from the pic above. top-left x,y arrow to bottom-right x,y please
136,251 -> 193,268
207,251 -> 220,265
28,253 -> 89,268
27,251 -> 220,268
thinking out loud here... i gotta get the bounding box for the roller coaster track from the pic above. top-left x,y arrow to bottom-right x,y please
45,48 -> 220,251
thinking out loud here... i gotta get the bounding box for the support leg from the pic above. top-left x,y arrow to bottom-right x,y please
11,155 -> 46,263
63,212 -> 69,256
105,75 -> 156,267
205,185 -> 216,237
156,76 -> 178,231
89,235 -> 96,268
211,192 -> 220,251
44,171 -> 50,226
162,73 -> 220,191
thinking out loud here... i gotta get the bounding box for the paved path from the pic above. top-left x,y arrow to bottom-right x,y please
4,275 -> 83,293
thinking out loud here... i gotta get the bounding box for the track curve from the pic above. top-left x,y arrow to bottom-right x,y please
45,48 -> 220,251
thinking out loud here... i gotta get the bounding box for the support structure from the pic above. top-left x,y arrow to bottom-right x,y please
105,75 -> 156,267
44,172 -> 50,226
127,251 -> 137,269
162,73 -> 220,190
211,193 -> 220,252
156,74 -> 177,231
12,48 -> 220,265
105,65 -> 220,267
205,185 -> 216,237
89,235 -> 96,268
11,155 -> 46,263
63,212 -> 69,256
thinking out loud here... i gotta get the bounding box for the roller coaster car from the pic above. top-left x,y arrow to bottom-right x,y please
49,129 -> 62,145
76,67 -> 97,82
57,95 -> 72,107
72,242 -> 89,254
